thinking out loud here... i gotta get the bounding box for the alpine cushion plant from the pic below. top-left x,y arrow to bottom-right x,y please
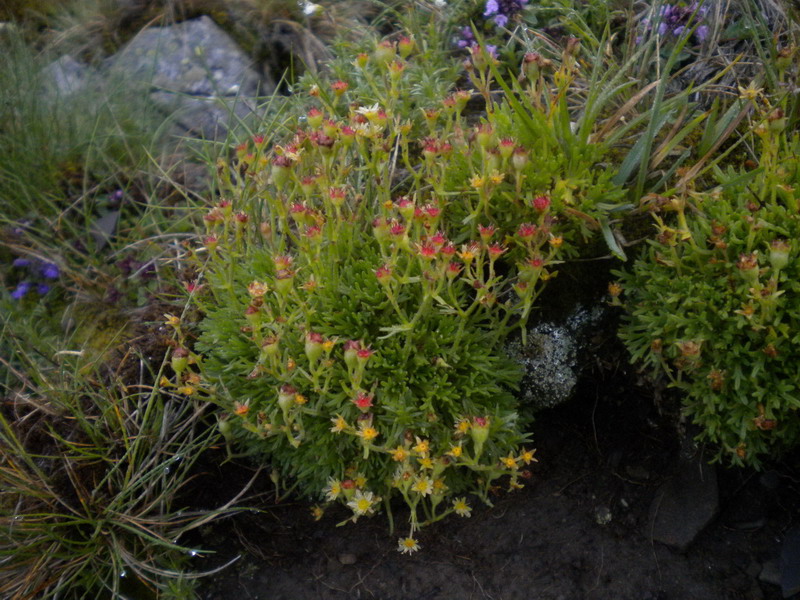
193,34 -> 624,546
616,89 -> 800,467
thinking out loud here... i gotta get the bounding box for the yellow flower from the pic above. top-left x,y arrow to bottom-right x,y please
177,386 -> 196,396
411,476 -> 433,496
354,474 -> 367,488
359,426 -> 379,442
455,419 -> 471,434
501,454 -> 518,469
469,174 -> 485,188
519,447 -> 538,465
390,446 -> 409,462
452,497 -> 472,517
311,505 -> 324,520
247,281 -> 269,297
432,478 -> 447,494
322,339 -> 335,353
330,415 -> 348,433
233,401 -> 250,416
738,82 -> 762,101
446,444 -> 463,458
489,171 -> 504,185
418,457 -> 434,469
458,248 -> 475,263
398,536 -> 420,554
294,394 -> 308,405
159,376 -> 173,388
163,313 -> 180,328
413,437 -> 430,457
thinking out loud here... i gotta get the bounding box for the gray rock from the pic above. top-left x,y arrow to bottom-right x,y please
42,55 -> 92,97
760,559 -> 782,587
648,458 -> 718,551
106,16 -> 275,139
781,526 -> 800,598
507,305 -> 606,410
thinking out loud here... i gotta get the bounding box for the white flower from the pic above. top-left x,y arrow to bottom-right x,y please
398,536 -> 420,554
347,490 -> 377,516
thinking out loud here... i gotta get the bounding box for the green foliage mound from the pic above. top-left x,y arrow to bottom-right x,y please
617,109 -> 800,467
193,34 -> 626,538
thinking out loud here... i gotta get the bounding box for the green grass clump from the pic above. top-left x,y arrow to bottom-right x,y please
0,304 -> 226,599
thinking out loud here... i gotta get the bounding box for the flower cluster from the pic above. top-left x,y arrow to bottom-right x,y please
9,257 -> 59,299
483,0 -> 529,28
638,3 -> 710,44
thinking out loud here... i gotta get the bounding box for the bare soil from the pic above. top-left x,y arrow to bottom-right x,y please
191,365 -> 799,600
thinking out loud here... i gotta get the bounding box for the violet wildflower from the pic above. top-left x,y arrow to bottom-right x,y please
456,26 -> 476,49
483,0 -> 529,28
11,281 -> 32,300
41,263 -> 60,280
9,257 -> 60,299
639,2 -> 710,45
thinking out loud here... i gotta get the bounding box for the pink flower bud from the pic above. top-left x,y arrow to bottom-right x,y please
375,264 -> 393,284
307,107 -> 324,128
353,391 -> 374,412
331,80 -> 349,96
305,331 -> 324,363
478,224 -> 497,241
344,340 -> 362,370
398,36 -> 415,58
512,147 -> 529,171
278,384 -> 297,412
532,195 -> 551,212
499,138 -> 516,160
517,223 -> 537,239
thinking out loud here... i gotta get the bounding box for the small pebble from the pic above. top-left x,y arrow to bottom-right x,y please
338,553 -> 357,565
595,506 -> 612,526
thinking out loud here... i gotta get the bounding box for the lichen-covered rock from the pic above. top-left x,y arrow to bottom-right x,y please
105,15 -> 275,139
507,305 -> 606,411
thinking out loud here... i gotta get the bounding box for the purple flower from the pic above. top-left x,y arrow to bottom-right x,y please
484,0 -> 526,30
37,283 -> 51,295
11,281 -> 31,300
41,263 -> 60,280
641,3 -> 710,45
12,258 -> 31,268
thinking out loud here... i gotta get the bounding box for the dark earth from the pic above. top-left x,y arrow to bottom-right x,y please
188,342 -> 800,600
